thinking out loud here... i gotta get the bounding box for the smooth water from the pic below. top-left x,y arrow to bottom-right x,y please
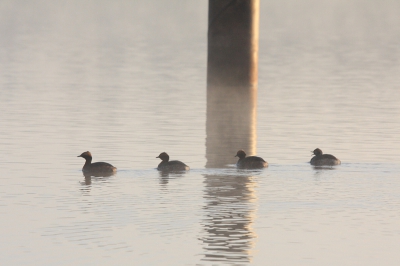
1,1 -> 400,265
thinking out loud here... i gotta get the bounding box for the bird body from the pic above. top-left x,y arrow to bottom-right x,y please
156,152 -> 190,171
235,150 -> 268,169
78,151 -> 117,177
310,148 -> 341,166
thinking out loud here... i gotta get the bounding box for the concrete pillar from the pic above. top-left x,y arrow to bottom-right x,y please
206,0 -> 260,168
207,0 -> 259,87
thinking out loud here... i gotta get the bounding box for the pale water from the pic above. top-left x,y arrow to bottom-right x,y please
1,1 -> 400,265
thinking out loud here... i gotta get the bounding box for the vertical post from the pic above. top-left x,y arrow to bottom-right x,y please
206,0 -> 260,168
207,0 -> 259,87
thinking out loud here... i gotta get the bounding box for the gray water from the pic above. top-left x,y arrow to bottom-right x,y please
1,1 -> 400,265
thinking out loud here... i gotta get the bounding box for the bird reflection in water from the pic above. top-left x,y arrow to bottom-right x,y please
158,170 -> 187,186
201,174 -> 258,264
80,171 -> 115,186
312,165 -> 339,180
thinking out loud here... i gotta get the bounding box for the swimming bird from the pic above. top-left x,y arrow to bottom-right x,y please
156,152 -> 190,171
235,150 -> 268,169
310,148 -> 341,166
78,151 -> 117,176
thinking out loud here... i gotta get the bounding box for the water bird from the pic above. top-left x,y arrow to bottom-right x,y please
156,152 -> 190,171
235,150 -> 268,169
310,148 -> 341,166
77,151 -> 117,176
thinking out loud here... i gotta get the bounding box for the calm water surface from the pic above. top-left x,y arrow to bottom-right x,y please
1,1 -> 400,265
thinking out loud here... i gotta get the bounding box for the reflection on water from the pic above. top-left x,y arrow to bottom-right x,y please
312,165 -> 340,179
157,170 -> 186,185
201,172 -> 258,264
81,177 -> 92,186
312,165 -> 339,171
80,173 -> 115,186
82,171 -> 116,179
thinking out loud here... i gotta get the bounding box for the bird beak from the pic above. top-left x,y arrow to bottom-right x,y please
77,155 -> 82,157
156,156 -> 159,158
234,155 -> 237,157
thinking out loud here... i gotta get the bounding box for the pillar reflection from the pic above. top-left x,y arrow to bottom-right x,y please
201,174 -> 258,264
